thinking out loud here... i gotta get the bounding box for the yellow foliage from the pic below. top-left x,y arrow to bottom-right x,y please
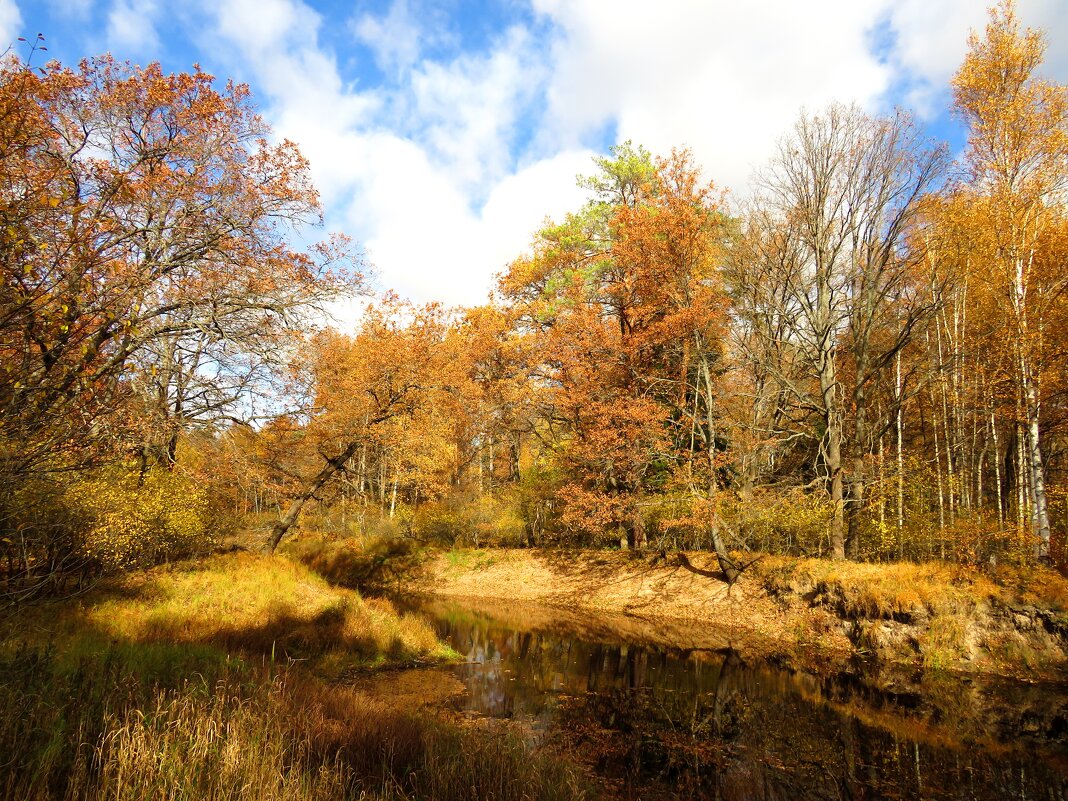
66,467 -> 213,570
723,489 -> 833,556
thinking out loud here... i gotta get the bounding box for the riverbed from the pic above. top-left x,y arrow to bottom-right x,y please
400,595 -> 1068,801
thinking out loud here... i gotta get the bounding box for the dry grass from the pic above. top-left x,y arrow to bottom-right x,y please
752,556 -> 1002,620
918,614 -> 970,670
0,553 -> 592,801
282,531 -> 427,594
0,646 -> 592,801
987,563 -> 1068,614
751,555 -> 1068,675
11,551 -> 454,674
753,555 -> 1068,621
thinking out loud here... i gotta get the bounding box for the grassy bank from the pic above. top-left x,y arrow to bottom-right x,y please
0,552 -> 593,801
752,556 -> 1068,674
310,539 -> 1068,678
15,550 -> 457,676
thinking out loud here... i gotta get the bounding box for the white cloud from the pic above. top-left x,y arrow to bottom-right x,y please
408,25 -> 543,193
351,0 -> 422,75
46,0 -> 92,20
882,0 -> 1068,115
204,0 -> 583,307
106,0 -> 159,55
0,0 -> 21,47
533,0 -> 894,195
197,0 -> 1068,311
350,145 -> 595,305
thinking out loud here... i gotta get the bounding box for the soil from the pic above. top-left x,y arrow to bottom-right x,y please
405,548 -> 1068,679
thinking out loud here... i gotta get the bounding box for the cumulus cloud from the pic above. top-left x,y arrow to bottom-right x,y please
408,25 -> 546,193
351,0 -> 422,75
204,0 -> 590,307
346,145 -> 594,305
879,0 -> 1068,116
532,0 -> 895,194
106,0 -> 159,55
124,0 -> 1068,309
0,0 -> 21,47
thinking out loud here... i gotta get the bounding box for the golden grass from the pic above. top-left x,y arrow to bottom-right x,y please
0,552 -> 590,800
0,647 -> 592,801
282,531 -> 427,594
754,554 -> 1068,622
750,555 -> 1068,675
918,614 -> 970,670
753,556 -> 1004,619
10,551 -> 456,675
987,563 -> 1068,613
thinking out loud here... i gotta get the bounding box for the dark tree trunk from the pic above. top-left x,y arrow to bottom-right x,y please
266,441 -> 361,552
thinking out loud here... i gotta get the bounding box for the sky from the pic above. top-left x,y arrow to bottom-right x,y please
7,0 -> 1068,311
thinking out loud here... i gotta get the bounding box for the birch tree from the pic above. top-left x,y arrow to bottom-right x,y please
952,0 -> 1068,561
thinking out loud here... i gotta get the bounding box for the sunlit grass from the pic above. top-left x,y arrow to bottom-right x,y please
10,551 -> 457,677
754,556 -> 1008,619
752,554 -> 1068,674
0,552 -> 590,800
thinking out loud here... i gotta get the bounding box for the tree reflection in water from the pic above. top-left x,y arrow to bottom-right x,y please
409,599 -> 1068,800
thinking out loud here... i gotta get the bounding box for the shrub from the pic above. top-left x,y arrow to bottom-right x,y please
66,466 -> 214,571
723,489 -> 834,556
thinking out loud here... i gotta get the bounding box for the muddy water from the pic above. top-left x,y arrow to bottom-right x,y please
405,596 -> 1068,801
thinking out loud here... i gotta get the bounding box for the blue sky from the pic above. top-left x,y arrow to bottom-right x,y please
7,0 -> 1068,311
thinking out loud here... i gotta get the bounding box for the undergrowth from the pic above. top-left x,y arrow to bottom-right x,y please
0,552 -> 591,800
0,646 -> 592,801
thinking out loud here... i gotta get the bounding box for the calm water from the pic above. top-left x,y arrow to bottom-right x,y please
405,596 -> 1068,801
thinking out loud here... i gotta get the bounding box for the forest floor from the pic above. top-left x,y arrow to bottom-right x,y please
389,546 -> 1068,680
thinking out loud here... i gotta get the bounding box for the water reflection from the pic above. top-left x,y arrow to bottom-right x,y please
408,597 -> 1068,801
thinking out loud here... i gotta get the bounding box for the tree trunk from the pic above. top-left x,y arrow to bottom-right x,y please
630,509 -> 647,550
819,357 -> 845,560
267,441 -> 360,552
389,469 -> 398,519
990,408 -> 1004,526
700,357 -> 740,580
895,352 -> 905,553
847,378 -> 868,559
1023,371 -> 1051,561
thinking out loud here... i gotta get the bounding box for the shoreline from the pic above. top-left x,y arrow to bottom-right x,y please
395,547 -> 1068,681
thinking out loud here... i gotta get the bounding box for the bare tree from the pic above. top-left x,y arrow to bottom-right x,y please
744,105 -> 947,559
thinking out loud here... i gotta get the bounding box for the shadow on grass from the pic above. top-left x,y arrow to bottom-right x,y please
284,533 -> 428,594
0,553 -> 596,801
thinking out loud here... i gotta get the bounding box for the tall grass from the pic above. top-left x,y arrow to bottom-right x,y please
0,645 -> 592,801
1,550 -> 591,800
12,552 -> 456,676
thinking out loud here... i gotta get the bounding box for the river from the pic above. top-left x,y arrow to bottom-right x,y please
402,595 -> 1068,800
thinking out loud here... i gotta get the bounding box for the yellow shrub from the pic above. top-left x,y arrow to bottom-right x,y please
67,467 -> 213,570
723,489 -> 834,556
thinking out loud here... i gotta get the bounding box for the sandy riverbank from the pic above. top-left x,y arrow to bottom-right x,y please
401,547 -> 1068,679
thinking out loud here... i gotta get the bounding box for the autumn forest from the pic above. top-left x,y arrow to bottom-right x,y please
3,3 -> 1068,800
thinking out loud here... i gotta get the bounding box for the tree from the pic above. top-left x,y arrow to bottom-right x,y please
0,55 -> 357,486
747,105 -> 946,559
499,145 -> 734,567
266,300 -> 457,551
0,53 -> 357,589
951,0 -> 1068,561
